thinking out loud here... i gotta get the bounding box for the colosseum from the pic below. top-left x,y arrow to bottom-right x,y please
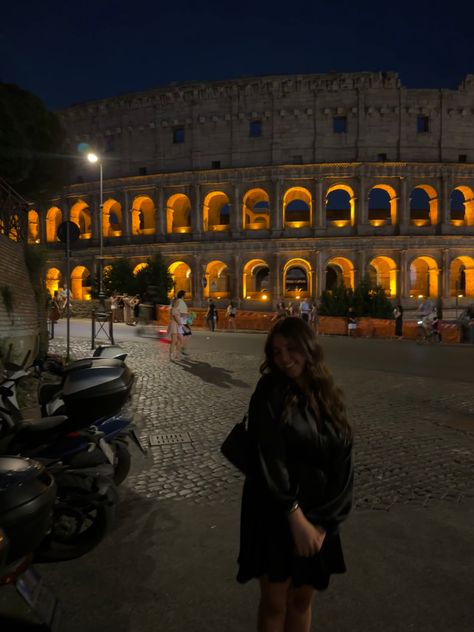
30,71 -> 474,311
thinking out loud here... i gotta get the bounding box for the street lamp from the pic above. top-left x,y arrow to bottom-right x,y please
87,152 -> 105,311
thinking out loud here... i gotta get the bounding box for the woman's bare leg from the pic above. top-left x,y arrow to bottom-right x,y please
258,577 -> 291,632
284,585 -> 315,632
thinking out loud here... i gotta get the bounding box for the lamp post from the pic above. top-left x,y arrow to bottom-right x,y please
87,153 -> 106,311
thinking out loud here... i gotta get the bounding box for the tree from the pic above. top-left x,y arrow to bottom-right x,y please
0,83 -> 70,201
318,276 -> 394,318
102,259 -> 136,296
135,253 -> 173,304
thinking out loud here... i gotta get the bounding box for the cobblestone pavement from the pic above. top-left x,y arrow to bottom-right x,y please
49,334 -> 474,514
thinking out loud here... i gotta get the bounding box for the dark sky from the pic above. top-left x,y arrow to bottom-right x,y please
2,0 -> 474,111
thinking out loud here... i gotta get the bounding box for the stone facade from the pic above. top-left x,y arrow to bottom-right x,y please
32,73 -> 474,310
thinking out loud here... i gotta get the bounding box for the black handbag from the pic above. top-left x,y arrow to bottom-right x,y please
220,415 -> 248,473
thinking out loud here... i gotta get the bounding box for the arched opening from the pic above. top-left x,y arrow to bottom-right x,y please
283,187 -> 311,228
368,185 -> 397,226
204,261 -> 230,299
409,256 -> 439,298
243,188 -> 270,230
325,184 -> 355,227
71,265 -> 92,300
368,256 -> 397,296
325,257 -> 354,291
27,210 -> 40,243
168,261 -> 192,298
45,267 -> 62,296
450,256 -> 474,297
284,258 -> 311,299
131,196 -> 156,235
46,207 -> 63,242
409,185 -> 438,226
450,186 -> 474,227
70,200 -> 92,239
133,262 -> 149,276
166,194 -> 191,234
242,259 -> 270,300
203,191 -> 231,232
103,199 -> 123,237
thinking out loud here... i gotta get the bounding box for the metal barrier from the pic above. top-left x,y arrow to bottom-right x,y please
91,310 -> 114,348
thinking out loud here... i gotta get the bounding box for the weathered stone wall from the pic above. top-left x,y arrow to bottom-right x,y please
58,72 -> 474,182
0,236 -> 41,366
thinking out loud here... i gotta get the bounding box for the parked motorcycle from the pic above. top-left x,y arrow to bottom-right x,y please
0,455 -> 61,630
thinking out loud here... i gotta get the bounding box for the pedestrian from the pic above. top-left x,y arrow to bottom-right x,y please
237,317 -> 353,630
131,294 -> 141,325
300,297 -> 311,322
393,303 -> 403,339
176,290 -> 191,354
206,298 -> 216,331
110,292 -> 119,322
225,300 -> 237,331
309,300 -> 320,335
59,284 -> 72,315
167,297 -> 183,360
49,290 -> 61,322
123,295 -> 134,325
347,307 -> 357,336
271,301 -> 288,322
116,295 -> 125,322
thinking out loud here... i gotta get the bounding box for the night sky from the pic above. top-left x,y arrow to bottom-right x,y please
2,0 -> 474,111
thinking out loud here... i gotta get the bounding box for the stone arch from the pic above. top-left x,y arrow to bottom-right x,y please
409,185 -> 438,226
325,257 -> 354,291
203,191 -> 230,232
168,261 -> 192,298
166,193 -> 191,234
283,258 -> 312,299
243,188 -> 270,230
71,265 -> 92,300
450,186 -> 474,227
27,210 -> 40,243
242,259 -> 270,300
325,184 -> 355,227
368,256 -> 397,296
283,187 -> 311,227
450,256 -> 474,297
103,199 -> 122,237
70,200 -> 92,239
368,184 -> 397,226
131,195 -> 156,235
409,256 -> 439,298
46,206 -> 62,242
46,267 -> 62,296
204,260 -> 230,299
133,262 -> 149,276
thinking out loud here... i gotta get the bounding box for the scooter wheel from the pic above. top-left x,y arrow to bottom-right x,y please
113,441 -> 131,486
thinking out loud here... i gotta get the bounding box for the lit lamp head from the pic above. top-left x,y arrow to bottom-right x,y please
87,152 -> 99,164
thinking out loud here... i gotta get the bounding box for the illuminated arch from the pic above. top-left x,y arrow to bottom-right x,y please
27,210 -> 40,244
46,206 -> 62,242
450,186 -> 474,227
325,257 -> 354,291
203,191 -> 230,232
204,260 -> 230,299
283,258 -> 312,299
71,265 -> 92,300
409,256 -> 439,298
368,256 -> 397,296
283,187 -> 311,227
168,261 -> 192,298
45,267 -> 62,296
242,259 -> 270,300
103,199 -> 122,237
449,256 -> 474,297
70,200 -> 92,239
368,184 -> 397,226
243,188 -> 270,230
131,196 -> 156,235
166,194 -> 191,234
409,185 -> 438,226
325,184 -> 355,227
133,262 -> 149,276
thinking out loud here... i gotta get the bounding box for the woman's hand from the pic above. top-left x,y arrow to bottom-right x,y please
288,508 -> 326,557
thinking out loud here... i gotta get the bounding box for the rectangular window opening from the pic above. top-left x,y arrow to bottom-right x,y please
377,153 -> 387,162
138,167 -> 147,176
211,160 -> 221,169
459,154 -> 467,163
173,127 -> 185,144
249,120 -> 262,137
417,115 -> 430,133
333,116 -> 347,134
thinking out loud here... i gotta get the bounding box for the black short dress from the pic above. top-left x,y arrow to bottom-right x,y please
237,373 -> 353,590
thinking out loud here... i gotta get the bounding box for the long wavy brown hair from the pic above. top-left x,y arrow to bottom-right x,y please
261,317 -> 351,437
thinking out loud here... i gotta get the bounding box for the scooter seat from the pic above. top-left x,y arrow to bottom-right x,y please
18,416 -> 68,432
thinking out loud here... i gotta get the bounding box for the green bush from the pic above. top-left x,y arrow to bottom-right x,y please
319,276 -> 394,318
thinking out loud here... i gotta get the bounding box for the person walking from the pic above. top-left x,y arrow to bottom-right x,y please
347,307 -> 357,336
206,298 -> 217,331
309,300 -> 320,335
175,290 -> 191,353
237,317 -> 353,631
299,297 -> 311,322
167,297 -> 183,360
225,300 -> 237,331
393,303 -> 403,339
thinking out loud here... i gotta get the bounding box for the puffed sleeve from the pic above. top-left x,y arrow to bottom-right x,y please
306,435 -> 353,533
248,376 -> 298,512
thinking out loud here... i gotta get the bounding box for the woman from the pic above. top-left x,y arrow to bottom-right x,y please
237,317 -> 353,632
393,303 -> 403,339
167,297 -> 183,360
225,301 -> 237,331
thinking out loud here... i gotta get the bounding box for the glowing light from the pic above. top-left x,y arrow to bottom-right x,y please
458,294 -> 464,298
246,296 -> 251,299
369,220 -> 386,227
217,296 -> 221,299
87,152 -> 99,164
450,220 -> 465,227
295,295 -> 300,300
261,294 -> 268,300
417,294 -> 424,298
412,219 -> 429,227
331,220 -> 350,228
